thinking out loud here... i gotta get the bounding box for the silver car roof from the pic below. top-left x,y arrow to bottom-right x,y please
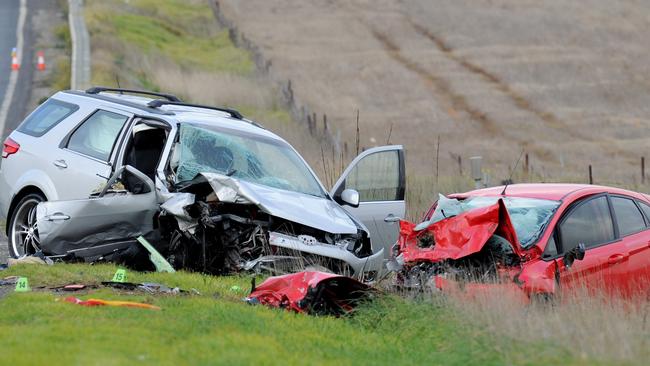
57,90 -> 283,141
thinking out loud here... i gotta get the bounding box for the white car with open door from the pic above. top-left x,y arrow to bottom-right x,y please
1,87 -> 405,277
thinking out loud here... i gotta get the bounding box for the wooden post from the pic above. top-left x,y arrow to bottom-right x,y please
435,135 -> 440,186
524,153 -> 529,175
642,157 -> 645,184
323,114 -> 328,133
307,114 -> 314,135
458,155 -> 462,176
355,110 -> 360,156
588,165 -> 593,184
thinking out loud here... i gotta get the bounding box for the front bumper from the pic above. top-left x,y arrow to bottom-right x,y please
269,232 -> 384,275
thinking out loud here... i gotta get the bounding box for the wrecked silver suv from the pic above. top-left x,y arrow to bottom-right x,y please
0,87 -> 406,277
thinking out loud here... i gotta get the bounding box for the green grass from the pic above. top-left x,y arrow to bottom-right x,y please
86,0 -> 253,80
0,263 -> 576,365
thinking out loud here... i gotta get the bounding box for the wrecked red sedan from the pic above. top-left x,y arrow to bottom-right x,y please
391,184 -> 650,301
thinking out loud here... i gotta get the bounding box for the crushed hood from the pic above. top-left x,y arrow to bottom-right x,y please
397,199 -> 524,263
198,172 -> 359,235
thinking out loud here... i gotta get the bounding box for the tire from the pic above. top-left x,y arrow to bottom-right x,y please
8,193 -> 46,258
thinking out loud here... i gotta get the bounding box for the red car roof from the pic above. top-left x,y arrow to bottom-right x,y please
451,183 -> 647,201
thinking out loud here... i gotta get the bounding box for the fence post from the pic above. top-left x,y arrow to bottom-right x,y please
588,165 -> 593,184
642,157 -> 645,184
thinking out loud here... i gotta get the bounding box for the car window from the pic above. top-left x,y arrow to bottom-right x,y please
344,151 -> 400,202
175,124 -> 324,197
544,234 -> 558,257
636,201 -> 650,226
67,110 -> 129,161
559,196 -> 614,252
17,99 -> 79,137
611,196 -> 646,236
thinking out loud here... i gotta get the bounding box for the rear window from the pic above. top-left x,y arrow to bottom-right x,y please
17,99 -> 79,137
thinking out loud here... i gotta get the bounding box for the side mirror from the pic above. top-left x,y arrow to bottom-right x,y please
340,189 -> 360,208
563,243 -> 586,269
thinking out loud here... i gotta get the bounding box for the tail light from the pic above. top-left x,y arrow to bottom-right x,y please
2,138 -> 20,158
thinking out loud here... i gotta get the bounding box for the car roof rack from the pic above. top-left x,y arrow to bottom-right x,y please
85,86 -> 181,102
147,99 -> 244,120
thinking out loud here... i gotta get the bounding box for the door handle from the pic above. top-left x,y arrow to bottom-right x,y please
45,213 -> 70,221
384,214 -> 400,223
53,159 -> 68,169
607,253 -> 628,265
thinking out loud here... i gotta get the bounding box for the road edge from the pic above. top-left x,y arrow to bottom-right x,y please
68,0 -> 90,90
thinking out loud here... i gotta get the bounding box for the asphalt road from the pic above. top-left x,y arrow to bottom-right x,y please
1,0 -> 39,264
0,0 -> 34,139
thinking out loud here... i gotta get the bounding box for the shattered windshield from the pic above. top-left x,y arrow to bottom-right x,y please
420,194 -> 560,248
175,124 -> 325,197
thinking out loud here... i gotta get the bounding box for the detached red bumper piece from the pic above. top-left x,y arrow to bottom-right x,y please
246,271 -> 373,316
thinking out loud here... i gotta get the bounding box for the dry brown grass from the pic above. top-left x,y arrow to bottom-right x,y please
445,285 -> 650,365
215,0 -> 650,188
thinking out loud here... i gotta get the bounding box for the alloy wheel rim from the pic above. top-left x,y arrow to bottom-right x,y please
10,198 -> 41,257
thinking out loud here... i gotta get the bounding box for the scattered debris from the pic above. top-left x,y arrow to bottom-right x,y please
52,284 -> 90,292
136,236 -> 175,273
8,251 -> 53,266
0,276 -> 20,286
64,296 -> 161,310
246,271 -> 374,316
101,281 -> 195,295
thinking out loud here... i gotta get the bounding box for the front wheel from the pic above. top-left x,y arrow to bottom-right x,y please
8,193 -> 45,258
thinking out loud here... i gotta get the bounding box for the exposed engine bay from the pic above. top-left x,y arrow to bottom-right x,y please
154,173 -> 377,277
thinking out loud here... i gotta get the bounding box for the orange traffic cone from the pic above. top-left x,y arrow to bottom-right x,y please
36,51 -> 45,71
11,47 -> 19,71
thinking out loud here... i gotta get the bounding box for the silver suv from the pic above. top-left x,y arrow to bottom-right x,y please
0,87 -> 405,275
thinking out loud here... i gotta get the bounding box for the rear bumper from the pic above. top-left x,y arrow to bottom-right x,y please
269,231 -> 384,275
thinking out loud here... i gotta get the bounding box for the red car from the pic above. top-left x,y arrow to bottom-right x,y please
392,184 -> 650,300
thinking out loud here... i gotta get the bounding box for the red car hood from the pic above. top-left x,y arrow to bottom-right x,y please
398,199 -> 525,263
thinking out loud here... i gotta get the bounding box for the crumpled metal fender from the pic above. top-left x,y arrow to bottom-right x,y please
246,271 -> 373,315
515,259 -> 558,295
396,199 -> 523,264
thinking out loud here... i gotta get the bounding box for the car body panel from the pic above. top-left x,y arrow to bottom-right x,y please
330,145 -> 406,255
199,172 -> 359,235
36,166 -> 158,255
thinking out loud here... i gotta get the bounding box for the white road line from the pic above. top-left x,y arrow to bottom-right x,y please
0,0 -> 27,137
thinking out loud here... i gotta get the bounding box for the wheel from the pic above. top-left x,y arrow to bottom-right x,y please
8,193 -> 45,258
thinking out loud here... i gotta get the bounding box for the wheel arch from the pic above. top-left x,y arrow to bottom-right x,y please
6,186 -> 47,236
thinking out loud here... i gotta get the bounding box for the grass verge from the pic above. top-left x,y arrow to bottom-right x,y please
0,263 -> 535,365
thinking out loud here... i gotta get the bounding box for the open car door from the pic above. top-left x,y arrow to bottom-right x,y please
36,165 -> 158,259
330,145 -> 406,255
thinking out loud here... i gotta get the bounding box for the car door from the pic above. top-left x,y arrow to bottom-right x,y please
36,165 -> 158,258
555,195 -> 629,296
45,108 -> 133,200
612,196 -> 650,296
330,145 -> 406,255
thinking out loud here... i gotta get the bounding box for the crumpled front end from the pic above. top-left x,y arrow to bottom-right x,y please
390,198 -> 547,298
159,172 -> 381,278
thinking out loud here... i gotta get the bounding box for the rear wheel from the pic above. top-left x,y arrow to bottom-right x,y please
8,193 -> 45,258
